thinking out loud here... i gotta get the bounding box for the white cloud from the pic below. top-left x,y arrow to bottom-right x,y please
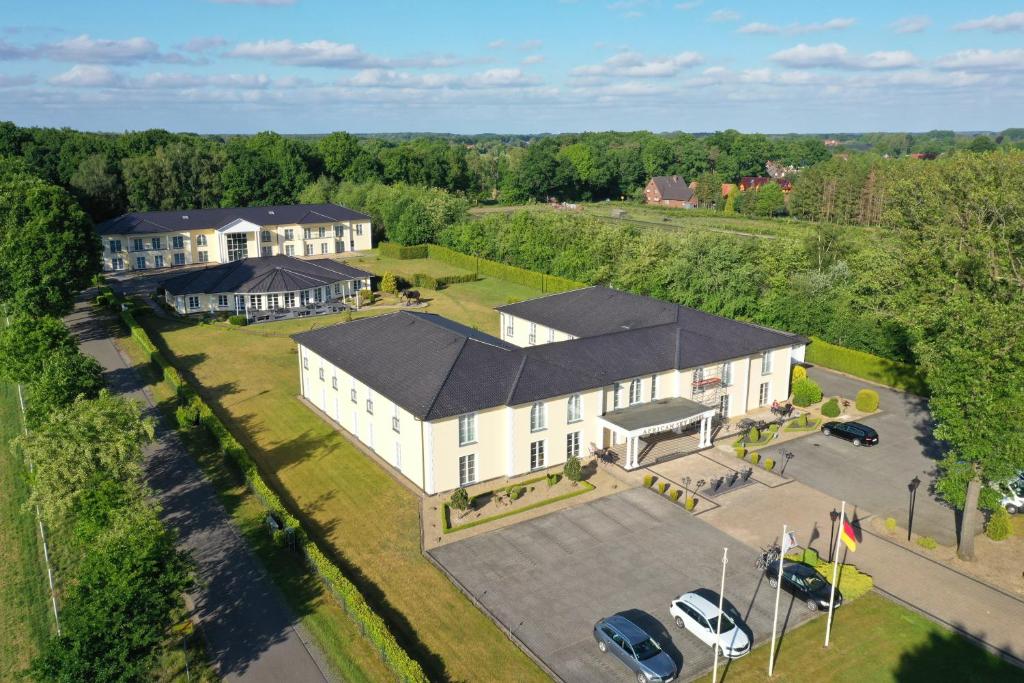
674,1 -> 702,10
227,39 -> 380,67
138,72 -> 272,89
954,11 -> 1024,33
935,48 -> 1024,72
519,39 -> 543,50
0,74 -> 33,87
0,39 -> 31,60
738,23 -> 779,34
487,39 -> 506,49
771,43 -> 916,70
522,54 -> 544,65
178,36 -> 226,53
49,64 -> 122,87
344,67 -> 541,90
39,34 -> 171,64
709,9 -> 740,22
571,50 -> 702,81
890,16 -> 930,34
738,18 -> 854,35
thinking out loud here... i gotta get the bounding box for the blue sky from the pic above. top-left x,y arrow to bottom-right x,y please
1,0 -> 1022,134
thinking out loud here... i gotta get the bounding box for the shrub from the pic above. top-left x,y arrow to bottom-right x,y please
985,507 -> 1013,541
643,474 -> 654,488
796,413 -> 809,427
669,489 -> 681,502
657,482 -> 669,495
435,273 -> 478,287
377,242 -> 428,259
734,446 -> 746,459
228,314 -> 247,326
379,271 -> 399,294
357,289 -> 374,305
764,458 -> 775,471
747,426 -> 760,443
508,486 -> 524,501
805,335 -> 927,396
449,487 -> 470,513
791,377 -> 823,407
563,454 -> 582,483
917,536 -> 937,550
885,517 -> 897,534
425,244 -> 585,293
766,423 -> 779,435
547,473 -> 561,487
174,402 -> 200,430
821,398 -> 841,418
412,273 -> 440,290
684,497 -> 697,511
750,452 -> 761,465
855,388 -> 880,412
791,365 -> 807,382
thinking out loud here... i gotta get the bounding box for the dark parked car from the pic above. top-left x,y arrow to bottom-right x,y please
821,420 -> 878,446
593,614 -> 677,683
766,560 -> 843,612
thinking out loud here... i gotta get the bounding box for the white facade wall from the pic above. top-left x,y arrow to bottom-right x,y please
166,275 -> 371,315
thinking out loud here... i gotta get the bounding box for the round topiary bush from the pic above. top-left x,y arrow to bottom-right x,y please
986,507 -> 1013,541
750,452 -> 761,465
855,388 -> 880,412
821,398 -> 841,418
748,426 -> 760,443
684,497 -> 697,511
764,458 -> 775,471
792,377 -> 823,407
228,314 -> 247,326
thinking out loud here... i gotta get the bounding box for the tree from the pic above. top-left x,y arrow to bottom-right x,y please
69,153 -> 125,220
694,172 -> 724,210
723,188 -> 737,214
379,271 -> 398,295
16,389 -> 155,525
389,201 -> 435,245
25,348 -> 104,428
968,136 -> 996,153
0,162 -> 100,315
449,487 -> 470,516
219,132 -> 314,206
319,131 -> 363,180
563,453 -> 582,484
122,141 -> 226,211
752,182 -> 786,217
0,314 -> 77,384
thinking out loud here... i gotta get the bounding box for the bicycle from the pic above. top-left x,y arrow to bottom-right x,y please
754,543 -> 781,571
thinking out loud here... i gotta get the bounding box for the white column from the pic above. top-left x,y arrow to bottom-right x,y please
423,421 -> 435,495
505,406 -> 516,477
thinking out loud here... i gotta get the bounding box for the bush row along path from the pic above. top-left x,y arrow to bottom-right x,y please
65,296 -> 336,683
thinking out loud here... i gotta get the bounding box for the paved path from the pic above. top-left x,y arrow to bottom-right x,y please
66,299 -> 335,683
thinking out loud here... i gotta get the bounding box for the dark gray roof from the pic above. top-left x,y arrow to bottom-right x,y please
96,203 -> 369,236
161,255 -> 371,295
293,289 -> 807,421
599,397 -> 710,432
650,175 -> 695,202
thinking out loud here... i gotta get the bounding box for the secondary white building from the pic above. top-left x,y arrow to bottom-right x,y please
96,203 -> 372,272
293,286 -> 808,495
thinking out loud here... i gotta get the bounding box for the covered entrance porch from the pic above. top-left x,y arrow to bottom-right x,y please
597,397 -> 717,470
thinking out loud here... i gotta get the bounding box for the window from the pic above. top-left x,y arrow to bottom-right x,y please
300,290 -> 310,306
283,292 -> 295,308
355,224 -> 364,236
173,252 -> 186,266
721,362 -> 732,387
759,382 -> 770,407
267,293 -> 279,309
235,295 -> 245,310
629,378 -> 641,405
285,244 -> 295,256
350,384 -> 357,403
458,413 -> 476,446
366,393 -> 374,414
261,246 -> 272,257
132,238 -> 145,252
567,394 -> 582,423
548,327 -> 555,343
109,239 -> 122,252
187,295 -> 200,310
135,256 -> 146,269
151,237 -> 162,250
367,423 -> 374,448
320,242 -> 329,255
530,440 -> 545,470
303,227 -> 312,239
528,322 -> 536,345
761,351 -> 773,375
172,235 -> 184,249
198,251 -> 209,263
261,230 -> 271,243
318,367 -> 325,381
394,442 -> 402,468
196,234 -> 207,247
154,254 -> 164,268
458,454 -> 476,486
333,283 -> 341,294
566,432 -> 580,459
226,233 -> 247,262
249,294 -> 261,310
331,375 -> 338,390
392,405 -> 400,433
718,394 -> 729,418
217,295 -> 228,308
504,315 -> 514,337
304,243 -> 314,256
650,374 -> 658,401
334,224 -> 344,237
302,357 -> 309,369
111,257 -> 124,271
613,382 -> 623,409
284,229 -> 294,241
354,280 -> 362,290
318,226 -> 326,238
529,402 -> 546,432
313,287 -> 323,303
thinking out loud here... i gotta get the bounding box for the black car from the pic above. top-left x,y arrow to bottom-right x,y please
821,420 -> 878,446
765,560 -> 843,612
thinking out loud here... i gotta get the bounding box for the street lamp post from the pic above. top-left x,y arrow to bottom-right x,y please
781,451 -> 795,477
908,476 -> 921,541
828,508 -> 840,563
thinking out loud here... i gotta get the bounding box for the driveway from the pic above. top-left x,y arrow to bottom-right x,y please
753,368 -> 965,545
430,488 -> 816,683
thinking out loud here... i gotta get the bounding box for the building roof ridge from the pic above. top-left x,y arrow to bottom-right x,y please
422,336 -> 471,420
494,283 -> 603,311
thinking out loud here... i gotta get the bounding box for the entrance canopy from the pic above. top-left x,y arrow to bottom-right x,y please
597,397 -> 717,470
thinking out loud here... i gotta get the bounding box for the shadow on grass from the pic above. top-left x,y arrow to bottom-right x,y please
893,622 -> 1022,682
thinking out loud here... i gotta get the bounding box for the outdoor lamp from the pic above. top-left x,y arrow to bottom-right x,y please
908,476 -> 921,493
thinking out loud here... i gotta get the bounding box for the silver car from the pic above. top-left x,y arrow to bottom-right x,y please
593,614 -> 678,683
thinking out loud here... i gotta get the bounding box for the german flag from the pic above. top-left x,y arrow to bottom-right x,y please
839,516 -> 857,552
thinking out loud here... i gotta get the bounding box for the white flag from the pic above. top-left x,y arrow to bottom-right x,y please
781,530 -> 799,555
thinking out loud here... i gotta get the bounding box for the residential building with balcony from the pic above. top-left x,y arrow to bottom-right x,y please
96,203 -> 372,272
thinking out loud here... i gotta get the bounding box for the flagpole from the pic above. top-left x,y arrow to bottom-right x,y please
824,500 -> 845,648
768,523 -> 786,677
712,547 -> 728,683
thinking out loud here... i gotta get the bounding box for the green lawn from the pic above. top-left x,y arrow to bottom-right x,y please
133,263 -> 550,683
698,592 -> 1018,683
0,383 -> 53,679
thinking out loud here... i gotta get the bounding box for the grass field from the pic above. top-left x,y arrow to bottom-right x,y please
697,592 -> 1019,683
134,260 -> 549,682
0,383 -> 52,680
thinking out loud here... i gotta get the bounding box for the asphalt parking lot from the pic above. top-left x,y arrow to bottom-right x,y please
430,488 -> 817,683
757,368 -> 968,545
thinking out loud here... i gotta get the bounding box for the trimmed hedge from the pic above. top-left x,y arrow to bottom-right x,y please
411,272 -> 479,291
227,314 -> 247,326
378,242 -> 428,259
806,336 -> 927,396
118,305 -> 428,683
426,244 -> 585,293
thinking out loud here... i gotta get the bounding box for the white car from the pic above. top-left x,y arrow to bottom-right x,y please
669,591 -> 750,659
1001,477 -> 1023,514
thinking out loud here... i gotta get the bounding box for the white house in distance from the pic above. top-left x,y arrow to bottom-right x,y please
160,254 -> 372,317
96,203 -> 372,272
292,286 -> 808,495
